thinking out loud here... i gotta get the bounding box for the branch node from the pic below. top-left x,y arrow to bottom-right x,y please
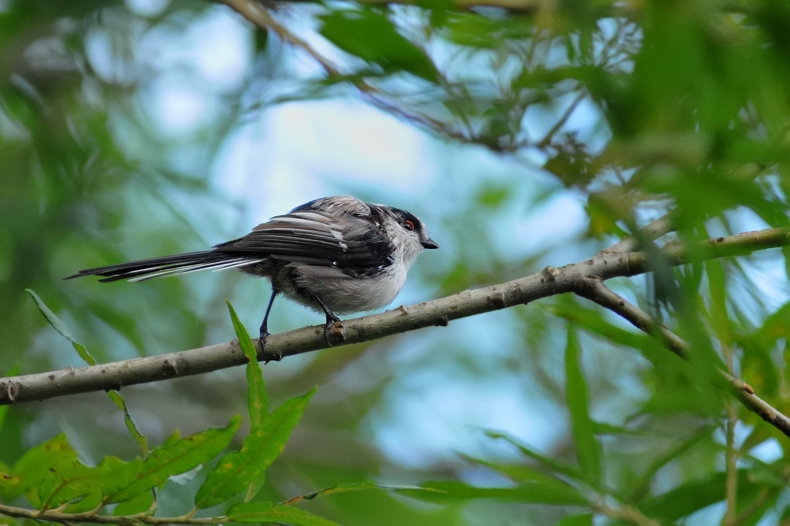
541,266 -> 559,280
487,292 -> 508,308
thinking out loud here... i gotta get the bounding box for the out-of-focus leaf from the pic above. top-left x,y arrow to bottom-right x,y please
550,299 -> 657,353
484,431 -> 582,480
195,389 -> 316,509
107,416 -> 241,503
626,426 -> 716,502
402,480 -> 587,505
460,453 -> 581,494
319,9 -> 438,82
555,513 -> 593,526
638,469 -> 780,521
564,328 -> 602,488
228,502 -> 341,525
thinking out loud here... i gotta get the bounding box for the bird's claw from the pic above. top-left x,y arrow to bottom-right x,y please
323,314 -> 342,347
258,329 -> 282,363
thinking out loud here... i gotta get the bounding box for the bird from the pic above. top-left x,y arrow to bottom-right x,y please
66,196 -> 439,358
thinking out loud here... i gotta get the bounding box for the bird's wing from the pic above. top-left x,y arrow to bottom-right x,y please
213,210 -> 392,276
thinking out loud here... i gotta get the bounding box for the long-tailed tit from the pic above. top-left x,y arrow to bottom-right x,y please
67,196 -> 439,357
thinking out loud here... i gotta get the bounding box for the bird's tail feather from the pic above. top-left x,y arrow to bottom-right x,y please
65,251 -> 265,283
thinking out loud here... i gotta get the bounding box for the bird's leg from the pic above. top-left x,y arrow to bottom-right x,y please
259,291 -> 280,362
312,294 -> 341,346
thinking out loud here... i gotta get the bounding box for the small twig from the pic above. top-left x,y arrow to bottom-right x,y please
219,0 -> 475,144
0,503 -> 222,526
537,89 -> 586,148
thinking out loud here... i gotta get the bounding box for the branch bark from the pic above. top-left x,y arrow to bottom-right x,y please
3,226 -> 790,414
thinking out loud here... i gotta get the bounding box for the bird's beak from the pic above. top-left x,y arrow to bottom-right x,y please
422,238 -> 440,249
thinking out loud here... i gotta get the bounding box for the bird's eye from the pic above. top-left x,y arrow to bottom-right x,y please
404,220 -> 415,231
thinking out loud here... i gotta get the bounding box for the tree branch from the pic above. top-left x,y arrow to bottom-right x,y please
3,226 -> 790,408
571,278 -> 790,437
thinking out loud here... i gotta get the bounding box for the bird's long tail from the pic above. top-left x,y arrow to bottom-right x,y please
65,251 -> 264,282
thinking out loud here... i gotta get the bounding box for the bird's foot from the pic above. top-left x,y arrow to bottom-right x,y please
323,313 -> 342,347
258,329 -> 281,363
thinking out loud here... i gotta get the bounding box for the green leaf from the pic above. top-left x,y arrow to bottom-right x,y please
564,328 -> 602,487
228,502 -> 342,526
108,416 -> 241,503
287,481 -> 435,503
27,289 -> 148,454
9,434 -> 76,504
227,300 -> 268,426
401,480 -> 587,506
319,9 -> 438,82
639,470 -> 751,521
459,454 -> 584,502
27,289 -> 96,365
195,388 -> 317,509
484,431 -> 581,480
40,455 -> 136,509
555,513 -> 593,526
227,300 -> 269,502
112,489 -> 155,516
107,391 -> 149,457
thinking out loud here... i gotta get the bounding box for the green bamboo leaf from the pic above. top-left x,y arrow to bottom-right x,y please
550,301 -> 657,352
484,431 -> 581,480
108,415 -> 241,503
401,480 -> 587,505
228,502 -> 342,525
195,388 -> 317,509
640,470 -> 749,521
564,328 -> 602,487
459,454 -> 583,499
226,301 -> 268,426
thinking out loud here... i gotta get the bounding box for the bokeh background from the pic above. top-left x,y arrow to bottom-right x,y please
4,0 -> 790,524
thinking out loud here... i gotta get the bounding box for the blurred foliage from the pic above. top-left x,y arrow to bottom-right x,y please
3,0 -> 790,524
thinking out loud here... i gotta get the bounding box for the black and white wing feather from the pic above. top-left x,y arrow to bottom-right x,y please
65,197 -> 393,283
